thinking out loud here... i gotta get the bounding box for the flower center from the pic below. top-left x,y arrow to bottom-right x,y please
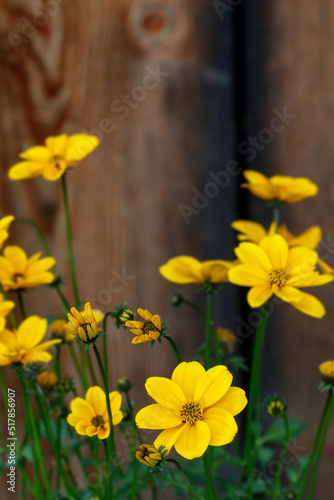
143,321 -> 160,335
180,402 -> 202,424
269,268 -> 289,288
13,272 -> 25,282
53,155 -> 63,169
91,415 -> 105,429
81,322 -> 91,334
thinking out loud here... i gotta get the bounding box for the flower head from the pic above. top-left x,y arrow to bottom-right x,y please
0,246 -> 55,291
65,303 -> 104,344
36,370 -> 58,390
232,220 -> 321,250
159,256 -> 233,285
319,361 -> 334,381
111,304 -> 135,329
241,170 -> 318,203
136,444 -> 164,468
67,386 -> 123,439
125,308 -> 162,344
0,215 -> 14,251
265,395 -> 286,417
216,328 -> 236,354
228,234 -> 333,318
0,316 -> 61,366
8,134 -> 99,181
135,361 -> 247,460
0,294 -> 15,332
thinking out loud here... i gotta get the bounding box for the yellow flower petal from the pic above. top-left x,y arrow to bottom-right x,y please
174,421 -> 211,459
260,235 -> 289,268
16,316 -> 47,349
231,220 -> 267,243
228,264 -> 269,286
211,387 -> 248,416
247,285 -> 273,308
171,361 -> 206,401
273,286 -> 303,303
65,134 -> 100,165
234,242 -> 271,272
154,424 -> 185,454
159,256 -> 203,283
290,292 -> 326,318
145,377 -> 186,409
8,161 -> 45,180
86,386 -> 106,416
202,408 -> 238,446
136,404 -> 182,429
194,365 -> 233,408
4,246 -> 27,273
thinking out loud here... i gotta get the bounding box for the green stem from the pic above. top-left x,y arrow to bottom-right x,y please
183,299 -> 206,320
69,343 -> 88,391
306,391 -> 334,500
94,440 -> 103,500
85,348 -> 99,385
297,391 -> 333,500
273,206 -> 280,229
167,459 -> 195,500
14,218 -> 69,316
205,293 -> 213,369
92,343 -> 114,500
0,283 -> 17,329
273,413 -> 290,499
102,312 -> 115,382
164,335 -> 182,364
54,283 -> 70,313
17,290 -> 27,320
16,370 -> 52,499
61,174 -> 80,306
202,451 -> 219,500
34,382 -> 73,496
244,301 -> 270,498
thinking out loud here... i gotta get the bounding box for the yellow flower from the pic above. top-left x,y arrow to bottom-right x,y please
50,319 -> 74,343
135,361 -> 247,460
125,309 -> 162,344
242,170 -> 318,203
8,134 -> 99,181
0,215 -> 14,251
232,220 -> 321,250
216,328 -> 236,354
136,444 -> 164,468
159,256 -> 233,284
228,234 -> 333,318
0,316 -> 61,366
319,360 -> 334,380
36,370 -> 58,389
0,246 -> 55,291
67,386 -> 123,440
0,294 -> 15,332
65,303 -> 103,343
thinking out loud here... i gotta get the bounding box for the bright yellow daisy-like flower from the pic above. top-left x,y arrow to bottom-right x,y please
65,303 -> 104,343
0,215 -> 14,251
232,220 -> 321,250
0,294 -> 15,332
135,361 -> 247,460
0,246 -> 55,291
159,256 -> 233,285
242,170 -> 318,203
228,234 -> 333,318
0,316 -> 61,366
67,386 -> 123,440
8,133 -> 99,181
125,308 -> 162,344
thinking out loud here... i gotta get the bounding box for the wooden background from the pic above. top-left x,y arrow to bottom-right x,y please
0,0 -> 334,497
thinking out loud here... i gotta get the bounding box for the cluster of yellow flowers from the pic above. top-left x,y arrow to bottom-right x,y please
1,132 -> 333,500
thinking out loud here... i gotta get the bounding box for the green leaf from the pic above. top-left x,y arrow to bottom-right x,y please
257,419 -> 307,446
257,446 -> 275,467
